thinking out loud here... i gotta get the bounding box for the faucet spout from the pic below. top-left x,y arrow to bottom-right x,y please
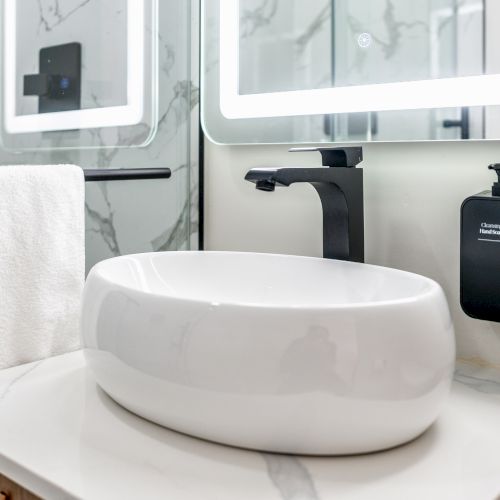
244,147 -> 364,262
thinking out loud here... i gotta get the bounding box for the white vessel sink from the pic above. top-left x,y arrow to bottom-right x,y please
82,251 -> 455,455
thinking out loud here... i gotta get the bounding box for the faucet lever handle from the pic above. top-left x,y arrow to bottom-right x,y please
289,147 -> 363,168
488,163 -> 500,180
488,164 -> 500,196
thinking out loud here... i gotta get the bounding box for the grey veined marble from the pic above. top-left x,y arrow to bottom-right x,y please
263,454 -> 319,500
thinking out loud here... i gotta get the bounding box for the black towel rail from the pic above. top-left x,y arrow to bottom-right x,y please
83,168 -> 171,182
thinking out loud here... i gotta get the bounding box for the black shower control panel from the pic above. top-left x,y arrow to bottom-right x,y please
23,42 -> 81,113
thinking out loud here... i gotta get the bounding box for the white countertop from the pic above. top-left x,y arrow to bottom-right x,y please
0,352 -> 500,500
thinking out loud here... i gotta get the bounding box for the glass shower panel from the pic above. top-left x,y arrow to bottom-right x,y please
0,0 -> 199,271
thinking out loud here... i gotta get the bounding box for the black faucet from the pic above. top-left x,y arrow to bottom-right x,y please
245,147 -> 364,263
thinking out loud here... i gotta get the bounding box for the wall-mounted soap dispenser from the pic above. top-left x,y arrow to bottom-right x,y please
461,165 -> 500,321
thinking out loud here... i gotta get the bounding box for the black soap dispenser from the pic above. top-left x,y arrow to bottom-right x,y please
461,164 -> 500,321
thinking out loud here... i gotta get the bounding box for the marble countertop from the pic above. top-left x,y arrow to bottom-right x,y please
0,352 -> 500,500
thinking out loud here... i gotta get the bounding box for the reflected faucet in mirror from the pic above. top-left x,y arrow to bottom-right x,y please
245,147 -> 364,262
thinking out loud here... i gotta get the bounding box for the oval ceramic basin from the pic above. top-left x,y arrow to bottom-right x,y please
82,251 -> 455,455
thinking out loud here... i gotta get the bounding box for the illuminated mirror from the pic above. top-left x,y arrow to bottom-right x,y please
203,0 -> 499,143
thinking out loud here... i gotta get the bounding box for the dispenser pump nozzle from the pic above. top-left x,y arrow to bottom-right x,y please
488,164 -> 500,196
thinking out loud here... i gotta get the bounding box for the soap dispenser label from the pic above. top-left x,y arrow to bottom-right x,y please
479,222 -> 500,242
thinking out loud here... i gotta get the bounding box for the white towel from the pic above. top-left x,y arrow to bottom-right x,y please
0,165 -> 84,369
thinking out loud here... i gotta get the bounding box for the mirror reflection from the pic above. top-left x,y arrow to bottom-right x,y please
203,0 -> 497,143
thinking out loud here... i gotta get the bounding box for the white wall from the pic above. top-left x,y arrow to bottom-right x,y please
205,139 -> 500,367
